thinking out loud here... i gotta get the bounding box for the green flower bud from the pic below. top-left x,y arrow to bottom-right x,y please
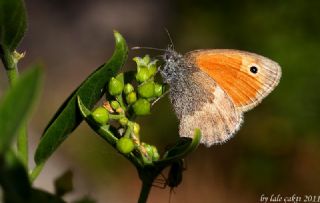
108,77 -> 124,96
148,60 -> 158,76
133,56 -> 147,69
133,56 -> 143,65
138,81 -> 155,98
142,156 -> 152,164
132,99 -> 151,115
110,100 -> 120,110
117,137 -> 135,154
124,83 -> 134,94
134,55 -> 159,83
126,92 -> 137,104
133,122 -> 140,135
92,107 -> 109,125
154,83 -> 163,97
135,67 -> 150,83
144,144 -> 154,158
142,55 -> 151,64
119,117 -> 128,126
115,73 -> 124,84
141,143 -> 153,164
151,145 -> 160,161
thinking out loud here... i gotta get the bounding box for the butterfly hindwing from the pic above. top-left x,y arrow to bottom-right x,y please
179,71 -> 243,146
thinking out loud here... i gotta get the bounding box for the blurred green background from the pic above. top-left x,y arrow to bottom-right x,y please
1,0 -> 319,202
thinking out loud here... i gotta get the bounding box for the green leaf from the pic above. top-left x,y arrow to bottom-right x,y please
156,129 -> 201,165
0,151 -> 65,203
0,0 -> 27,52
54,170 -> 73,197
0,66 -> 42,154
77,96 -> 118,146
34,31 -> 128,165
0,151 -> 31,202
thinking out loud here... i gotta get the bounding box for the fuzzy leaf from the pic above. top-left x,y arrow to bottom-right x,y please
34,31 -> 128,165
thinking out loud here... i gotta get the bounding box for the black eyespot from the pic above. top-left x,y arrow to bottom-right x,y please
250,66 -> 258,74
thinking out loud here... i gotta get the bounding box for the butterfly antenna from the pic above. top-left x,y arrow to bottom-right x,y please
164,28 -> 174,50
131,46 -> 167,52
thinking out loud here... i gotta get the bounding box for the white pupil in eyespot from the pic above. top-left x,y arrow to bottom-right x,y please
250,66 -> 258,74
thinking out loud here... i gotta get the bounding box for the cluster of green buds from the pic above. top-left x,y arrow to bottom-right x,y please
90,55 -> 163,164
132,55 -> 163,115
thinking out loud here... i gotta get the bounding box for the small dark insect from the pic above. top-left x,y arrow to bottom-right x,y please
167,159 -> 185,190
152,159 -> 186,202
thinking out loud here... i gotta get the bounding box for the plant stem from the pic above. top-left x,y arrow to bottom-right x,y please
29,162 -> 44,182
17,127 -> 28,168
138,180 -> 153,203
1,50 -> 29,169
108,114 -> 124,120
116,94 -> 127,111
137,167 -> 162,203
2,50 -> 19,84
124,122 -> 133,138
6,68 -> 19,83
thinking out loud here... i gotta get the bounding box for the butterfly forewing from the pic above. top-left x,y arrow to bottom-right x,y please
186,49 -> 281,112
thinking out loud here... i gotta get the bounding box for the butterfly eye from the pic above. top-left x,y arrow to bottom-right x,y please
165,54 -> 170,60
250,66 -> 258,74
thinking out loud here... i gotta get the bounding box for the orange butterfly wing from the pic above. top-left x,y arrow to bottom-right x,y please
186,49 -> 281,111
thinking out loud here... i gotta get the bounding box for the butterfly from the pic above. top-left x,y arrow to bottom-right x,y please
160,48 -> 281,147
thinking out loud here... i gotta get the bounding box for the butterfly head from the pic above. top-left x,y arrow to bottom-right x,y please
161,47 -> 185,83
